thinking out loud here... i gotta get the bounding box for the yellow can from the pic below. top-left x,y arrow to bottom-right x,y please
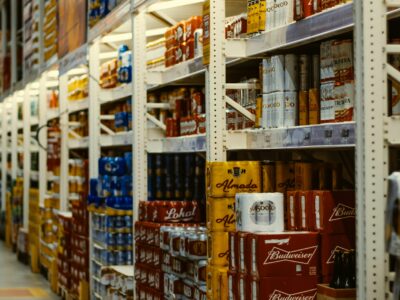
207,161 -> 261,198
208,231 -> 229,267
275,161 -> 295,193
294,162 -> 313,190
262,161 -> 275,192
207,197 -> 236,232
207,265 -> 228,300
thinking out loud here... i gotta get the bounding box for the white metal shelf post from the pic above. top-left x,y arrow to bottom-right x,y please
354,0 -> 392,298
10,0 -> 17,85
88,40 -> 100,181
38,74 -> 48,207
206,0 -> 227,162
59,74 -> 69,211
132,8 -> 147,223
88,39 -> 101,300
23,86 -> 31,229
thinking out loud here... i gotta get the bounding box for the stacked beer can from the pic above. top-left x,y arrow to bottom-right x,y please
206,161 -> 262,299
135,200 -> 206,299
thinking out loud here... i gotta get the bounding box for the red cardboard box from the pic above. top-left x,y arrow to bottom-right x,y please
250,276 -> 318,299
238,232 -> 251,274
248,232 -> 319,277
298,191 -> 314,231
320,233 -> 355,277
229,231 -> 238,272
228,270 -> 238,300
237,272 -> 251,300
311,190 -> 355,233
287,191 -> 299,230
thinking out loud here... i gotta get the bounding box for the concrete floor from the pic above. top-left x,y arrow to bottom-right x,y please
0,242 -> 59,299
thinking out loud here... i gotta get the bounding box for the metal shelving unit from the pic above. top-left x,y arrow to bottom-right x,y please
0,0 -> 398,299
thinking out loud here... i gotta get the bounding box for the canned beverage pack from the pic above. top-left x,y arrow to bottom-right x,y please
275,161 -> 295,193
284,91 -> 298,127
207,197 -> 236,232
208,231 -> 230,267
262,161 -> 275,192
284,54 -> 299,91
207,161 -> 261,198
206,266 -> 228,300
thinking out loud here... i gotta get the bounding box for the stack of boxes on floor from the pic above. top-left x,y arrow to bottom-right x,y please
69,200 -> 90,297
206,160 -> 355,299
23,0 -> 40,71
134,153 -> 207,299
11,178 -> 23,246
88,153 -> 133,298
28,188 -> 40,272
57,213 -> 72,294
43,0 -> 58,62
206,162 -> 262,299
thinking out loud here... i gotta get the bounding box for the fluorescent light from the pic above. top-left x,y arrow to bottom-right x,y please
146,27 -> 168,37
46,81 -> 59,88
47,70 -> 59,78
101,33 -> 132,43
147,0 -> 204,12
29,90 -> 40,96
67,68 -> 87,76
100,51 -> 118,59
30,82 -> 40,89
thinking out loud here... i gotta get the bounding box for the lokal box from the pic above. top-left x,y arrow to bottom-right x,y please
311,190 -> 355,233
250,276 -> 318,300
247,231 -> 319,277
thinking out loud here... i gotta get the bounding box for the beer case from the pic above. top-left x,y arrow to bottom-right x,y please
250,276 -> 318,299
228,270 -> 238,300
311,190 -> 355,233
295,162 -> 313,190
262,162 -> 275,192
206,197 -> 236,232
238,232 -> 251,274
237,272 -> 251,300
206,265 -> 228,300
247,231 -> 320,277
206,161 -> 261,198
229,231 -> 238,272
297,191 -> 314,231
286,191 -> 300,230
208,231 -> 230,267
275,161 -> 295,193
320,233 -> 355,277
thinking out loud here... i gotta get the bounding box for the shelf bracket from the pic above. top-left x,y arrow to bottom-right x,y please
225,95 -> 256,122
147,113 -> 166,131
100,123 -> 115,135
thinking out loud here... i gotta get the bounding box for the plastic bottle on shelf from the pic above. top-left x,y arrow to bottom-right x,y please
117,44 -> 132,84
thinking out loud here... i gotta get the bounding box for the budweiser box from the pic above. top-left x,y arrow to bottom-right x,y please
245,231 -> 320,277
206,161 -> 261,198
250,276 -> 318,300
317,284 -> 356,300
320,233 -> 355,278
311,190 -> 355,234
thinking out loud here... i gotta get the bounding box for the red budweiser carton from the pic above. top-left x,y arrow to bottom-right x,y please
248,232 -> 319,277
286,191 -> 299,230
311,190 -> 355,233
229,231 -> 238,272
320,233 -> 355,278
238,232 -> 251,274
228,270 -> 238,300
298,191 -> 314,231
250,276 -> 318,300
237,272 -> 251,300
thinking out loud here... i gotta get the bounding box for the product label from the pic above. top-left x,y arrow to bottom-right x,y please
164,207 -> 197,222
268,289 -> 317,300
250,200 -> 276,225
264,246 -> 318,265
329,203 -> 355,221
326,245 -> 351,264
